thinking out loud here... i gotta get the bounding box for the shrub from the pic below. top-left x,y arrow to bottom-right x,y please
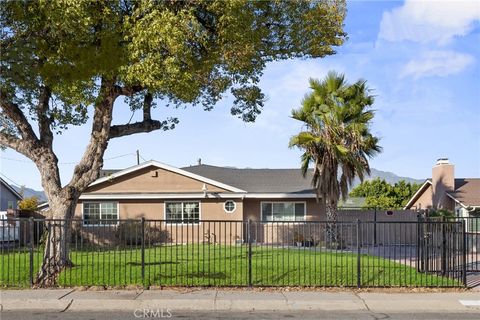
115,220 -> 171,245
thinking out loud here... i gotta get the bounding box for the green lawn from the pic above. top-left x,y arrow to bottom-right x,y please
0,244 -> 461,287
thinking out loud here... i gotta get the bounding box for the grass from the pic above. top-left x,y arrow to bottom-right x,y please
0,244 -> 461,288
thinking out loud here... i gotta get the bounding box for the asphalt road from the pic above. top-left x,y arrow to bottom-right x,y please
2,310 -> 480,320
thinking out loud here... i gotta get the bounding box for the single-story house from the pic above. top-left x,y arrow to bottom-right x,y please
74,160 -> 325,225
404,158 -> 480,219
0,178 -> 22,211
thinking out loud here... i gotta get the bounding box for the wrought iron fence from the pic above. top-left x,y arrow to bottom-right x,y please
0,218 -> 470,288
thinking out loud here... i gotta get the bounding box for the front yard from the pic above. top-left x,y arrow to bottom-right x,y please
0,244 -> 460,287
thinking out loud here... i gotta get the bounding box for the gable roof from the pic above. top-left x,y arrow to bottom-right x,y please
91,160 -> 247,193
403,179 -> 432,209
181,164 -> 315,194
0,177 -> 23,200
447,178 -> 480,208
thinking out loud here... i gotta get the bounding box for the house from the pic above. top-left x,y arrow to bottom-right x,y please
404,158 -> 480,218
74,160 -> 324,225
0,178 -> 22,211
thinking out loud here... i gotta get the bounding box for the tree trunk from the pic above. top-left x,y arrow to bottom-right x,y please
34,199 -> 77,287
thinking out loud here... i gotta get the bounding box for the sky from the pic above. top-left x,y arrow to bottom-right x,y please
1,0 -> 479,191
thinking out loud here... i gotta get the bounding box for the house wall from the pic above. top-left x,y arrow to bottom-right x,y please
0,183 -> 19,211
73,198 -> 245,244
410,184 -> 434,210
243,198 -> 325,221
74,198 -> 243,221
85,166 -> 229,194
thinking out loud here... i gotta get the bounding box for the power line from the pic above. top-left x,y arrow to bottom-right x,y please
0,152 -> 137,165
0,172 -> 22,187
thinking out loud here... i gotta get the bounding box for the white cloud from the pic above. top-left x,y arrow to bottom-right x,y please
400,50 -> 474,79
379,0 -> 480,44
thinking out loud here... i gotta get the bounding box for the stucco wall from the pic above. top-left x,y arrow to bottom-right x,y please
85,166 -> 229,194
410,185 -> 434,210
74,198 -> 243,221
242,198 -> 325,221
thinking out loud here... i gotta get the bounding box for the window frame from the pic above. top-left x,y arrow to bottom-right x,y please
82,201 -> 120,227
223,200 -> 236,213
260,201 -> 307,222
7,201 -> 14,210
164,201 -> 201,224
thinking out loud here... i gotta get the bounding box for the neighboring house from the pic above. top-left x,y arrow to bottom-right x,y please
74,160 -> 324,225
0,178 -> 22,211
404,158 -> 480,219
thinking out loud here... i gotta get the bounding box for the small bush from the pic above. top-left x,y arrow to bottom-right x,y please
115,220 -> 171,245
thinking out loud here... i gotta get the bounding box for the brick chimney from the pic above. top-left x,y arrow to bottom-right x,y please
431,158 -> 455,209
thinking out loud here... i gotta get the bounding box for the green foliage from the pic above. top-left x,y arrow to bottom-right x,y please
289,71 -> 381,207
1,0 -> 347,131
428,209 -> 455,218
349,178 -> 421,209
17,196 -> 39,211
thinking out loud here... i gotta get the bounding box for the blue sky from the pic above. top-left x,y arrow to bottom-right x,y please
1,0 -> 479,190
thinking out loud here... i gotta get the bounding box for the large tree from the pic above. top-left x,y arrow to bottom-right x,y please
0,1 -> 346,286
349,178 -> 421,209
289,71 -> 381,228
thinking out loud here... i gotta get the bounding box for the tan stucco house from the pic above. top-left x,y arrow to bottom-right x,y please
74,160 -> 325,225
404,158 -> 480,220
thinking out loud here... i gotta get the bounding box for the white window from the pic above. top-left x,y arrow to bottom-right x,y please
224,200 -> 236,213
261,202 -> 306,222
7,201 -> 14,209
165,201 -> 200,223
83,202 -> 119,226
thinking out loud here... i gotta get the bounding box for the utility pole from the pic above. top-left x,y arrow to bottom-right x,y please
136,150 -> 140,165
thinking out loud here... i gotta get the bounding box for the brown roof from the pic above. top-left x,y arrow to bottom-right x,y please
448,178 -> 480,207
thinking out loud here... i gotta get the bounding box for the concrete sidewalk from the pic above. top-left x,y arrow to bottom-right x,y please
1,289 -> 480,313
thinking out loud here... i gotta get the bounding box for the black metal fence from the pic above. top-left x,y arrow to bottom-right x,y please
0,218 -> 472,288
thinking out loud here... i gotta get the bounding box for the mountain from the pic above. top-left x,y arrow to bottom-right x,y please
8,168 -> 423,203
11,186 -> 47,202
351,168 -> 424,188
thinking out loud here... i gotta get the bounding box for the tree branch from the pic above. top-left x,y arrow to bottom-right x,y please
0,93 -> 39,143
109,119 -> 163,138
0,132 -> 32,156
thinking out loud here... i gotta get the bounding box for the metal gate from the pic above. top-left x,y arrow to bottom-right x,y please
417,218 -> 465,280
420,216 -> 480,273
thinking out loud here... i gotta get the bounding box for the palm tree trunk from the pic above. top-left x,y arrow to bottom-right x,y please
326,203 -> 342,249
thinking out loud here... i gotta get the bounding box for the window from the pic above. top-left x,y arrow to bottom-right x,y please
7,201 -> 14,209
261,202 -> 305,222
165,201 -> 200,223
83,202 -> 119,226
224,200 -> 236,213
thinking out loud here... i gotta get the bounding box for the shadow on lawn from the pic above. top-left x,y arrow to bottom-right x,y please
154,271 -> 227,280
127,261 -> 179,266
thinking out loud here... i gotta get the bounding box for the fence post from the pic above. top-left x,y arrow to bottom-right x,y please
29,217 -> 34,287
417,214 -> 423,272
461,219 -> 467,287
247,219 -> 252,287
373,207 -> 377,247
441,216 -> 446,275
356,219 -> 361,288
140,217 -> 146,288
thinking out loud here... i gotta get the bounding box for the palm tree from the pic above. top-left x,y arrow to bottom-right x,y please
289,71 -> 381,240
